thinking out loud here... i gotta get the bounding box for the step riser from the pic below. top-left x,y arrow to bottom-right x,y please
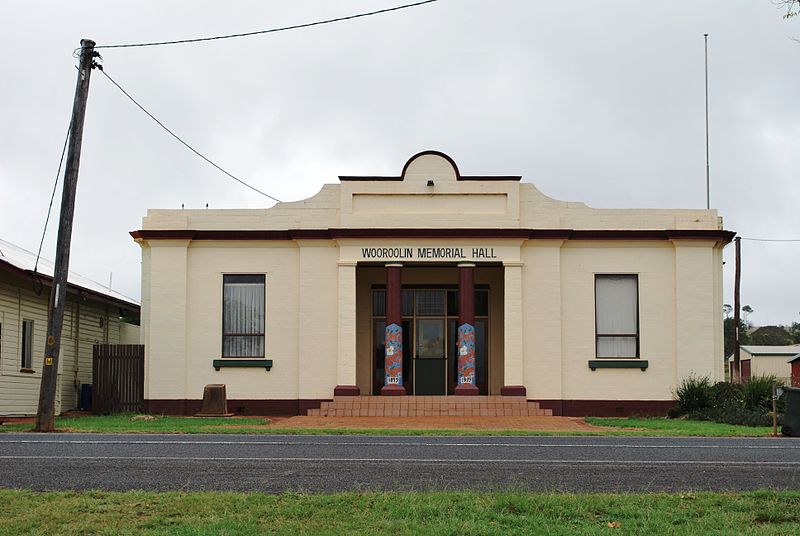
307,396 -> 553,417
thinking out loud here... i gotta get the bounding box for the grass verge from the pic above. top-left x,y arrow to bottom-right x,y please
1,489 -> 798,535
585,417 -> 775,437
0,414 -> 778,436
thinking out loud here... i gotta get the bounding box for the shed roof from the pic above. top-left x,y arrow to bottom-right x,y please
0,238 -> 139,310
741,344 -> 800,356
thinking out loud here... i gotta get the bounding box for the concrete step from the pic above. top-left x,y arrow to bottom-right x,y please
306,396 -> 555,417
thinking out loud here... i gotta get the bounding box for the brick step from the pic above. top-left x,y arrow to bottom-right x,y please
305,396 -> 553,417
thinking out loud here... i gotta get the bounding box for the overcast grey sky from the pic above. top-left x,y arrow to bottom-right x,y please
1,1 -> 798,325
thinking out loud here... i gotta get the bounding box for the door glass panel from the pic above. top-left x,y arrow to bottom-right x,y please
416,319 -> 445,358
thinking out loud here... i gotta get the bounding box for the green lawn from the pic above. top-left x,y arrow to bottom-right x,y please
585,417 -> 776,437
0,489 -> 798,535
0,414 -> 778,436
0,415 -> 275,434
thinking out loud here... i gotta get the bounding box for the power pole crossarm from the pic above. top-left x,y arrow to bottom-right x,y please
34,39 -> 97,432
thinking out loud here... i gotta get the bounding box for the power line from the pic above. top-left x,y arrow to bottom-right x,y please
95,0 -> 440,50
35,120 -> 72,274
97,66 -> 282,203
740,237 -> 800,242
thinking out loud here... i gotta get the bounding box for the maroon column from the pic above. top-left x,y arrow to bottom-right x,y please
381,262 -> 406,395
455,262 -> 479,395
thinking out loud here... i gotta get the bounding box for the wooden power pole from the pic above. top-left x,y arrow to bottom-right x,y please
732,236 -> 742,384
34,39 -> 97,432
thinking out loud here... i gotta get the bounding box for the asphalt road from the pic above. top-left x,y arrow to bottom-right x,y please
2,433 -> 800,493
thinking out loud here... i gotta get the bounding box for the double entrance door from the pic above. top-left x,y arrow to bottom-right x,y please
372,288 -> 488,395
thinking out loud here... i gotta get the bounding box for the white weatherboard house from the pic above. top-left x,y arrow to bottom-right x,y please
133,151 -> 733,416
0,238 -> 140,417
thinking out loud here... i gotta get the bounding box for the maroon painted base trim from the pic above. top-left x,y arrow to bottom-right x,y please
533,400 -> 673,417
334,385 -> 361,396
380,385 -> 407,396
147,399 -> 329,416
501,385 -> 527,397
147,398 -> 675,417
454,384 -> 480,396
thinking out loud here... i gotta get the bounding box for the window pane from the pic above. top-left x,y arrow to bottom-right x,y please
447,291 -> 458,317
21,320 -> 33,369
415,290 -> 445,316
475,319 -> 488,385
373,320 -> 386,395
223,335 -> 264,358
402,290 -> 414,316
475,290 -> 489,317
596,275 -> 637,334
223,276 -> 265,335
372,290 -> 386,317
597,336 -> 637,358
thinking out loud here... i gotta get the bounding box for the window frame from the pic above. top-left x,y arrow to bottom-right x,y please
21,318 -> 34,370
221,274 -> 266,359
594,274 -> 640,359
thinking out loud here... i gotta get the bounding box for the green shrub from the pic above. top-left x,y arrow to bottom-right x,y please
680,377 -> 784,427
689,406 -> 773,427
674,375 -> 712,414
709,381 -> 744,410
742,375 -> 782,412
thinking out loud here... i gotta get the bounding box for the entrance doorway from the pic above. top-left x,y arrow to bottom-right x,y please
372,287 -> 489,395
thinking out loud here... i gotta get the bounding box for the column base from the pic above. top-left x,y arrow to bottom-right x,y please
380,385 -> 407,396
501,385 -> 527,397
454,384 -> 480,396
333,385 -> 360,396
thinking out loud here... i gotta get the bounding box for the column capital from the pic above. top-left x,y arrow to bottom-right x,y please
457,261 -> 476,268
385,262 -> 403,268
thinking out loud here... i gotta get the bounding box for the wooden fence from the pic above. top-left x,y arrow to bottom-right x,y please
92,344 -> 145,414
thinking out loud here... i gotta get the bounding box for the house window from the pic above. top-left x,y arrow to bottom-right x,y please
21,319 -> 33,369
595,275 -> 639,358
222,275 -> 265,358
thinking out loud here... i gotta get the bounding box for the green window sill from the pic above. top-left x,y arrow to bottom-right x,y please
213,359 -> 273,371
588,360 -> 648,371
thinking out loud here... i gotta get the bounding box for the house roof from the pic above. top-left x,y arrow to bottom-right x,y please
741,344 -> 800,356
0,238 -> 139,310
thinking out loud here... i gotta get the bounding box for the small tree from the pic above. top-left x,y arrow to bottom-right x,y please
742,305 -> 754,326
790,322 -> 800,344
750,325 -> 793,346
